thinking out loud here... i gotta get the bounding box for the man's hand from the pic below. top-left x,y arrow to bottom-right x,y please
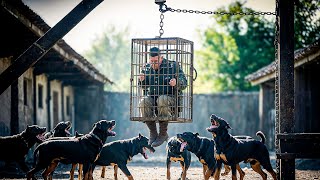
169,78 -> 176,87
138,73 -> 145,81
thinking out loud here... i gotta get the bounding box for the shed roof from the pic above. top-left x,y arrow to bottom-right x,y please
1,0 -> 112,85
245,40 -> 320,85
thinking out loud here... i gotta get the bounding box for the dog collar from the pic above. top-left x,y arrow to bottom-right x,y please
89,133 -> 103,146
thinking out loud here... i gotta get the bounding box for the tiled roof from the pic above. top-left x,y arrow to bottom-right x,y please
1,0 -> 112,84
246,40 -> 320,82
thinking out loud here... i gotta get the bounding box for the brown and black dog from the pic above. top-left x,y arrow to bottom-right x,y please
44,121 -> 72,139
92,133 -> 155,180
207,114 -> 276,180
27,120 -> 116,180
0,125 -> 46,174
166,136 -> 191,180
70,134 -> 155,180
176,132 -> 217,180
176,132 -> 244,180
45,131 -> 85,180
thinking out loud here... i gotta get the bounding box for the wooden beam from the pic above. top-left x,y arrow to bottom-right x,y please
278,0 -> 295,180
0,0 -> 104,95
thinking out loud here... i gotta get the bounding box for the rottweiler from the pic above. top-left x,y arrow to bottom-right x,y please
207,114 -> 277,180
44,121 -> 72,139
44,131 -> 85,180
176,132 -> 244,180
27,120 -> 116,180
176,132 -> 216,180
0,125 -> 46,174
88,133 -> 155,180
166,136 -> 191,180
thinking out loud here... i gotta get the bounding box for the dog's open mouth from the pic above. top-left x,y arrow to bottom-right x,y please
180,141 -> 187,152
178,138 -> 185,142
141,147 -> 154,159
65,124 -> 72,136
36,132 -> 46,142
108,125 -> 116,136
211,120 -> 219,128
207,120 -> 220,131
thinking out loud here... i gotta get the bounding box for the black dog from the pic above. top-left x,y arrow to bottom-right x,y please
27,120 -> 116,180
176,132 -> 216,180
45,131 -> 85,180
207,114 -> 276,180
44,121 -> 72,139
0,125 -> 46,173
89,133 -> 155,180
166,136 -> 191,180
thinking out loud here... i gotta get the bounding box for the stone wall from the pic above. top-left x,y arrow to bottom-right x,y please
103,91 -> 261,157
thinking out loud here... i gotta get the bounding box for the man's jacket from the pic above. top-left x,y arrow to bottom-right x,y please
139,58 -> 187,104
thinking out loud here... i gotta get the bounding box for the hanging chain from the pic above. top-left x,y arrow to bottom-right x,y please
158,12 -> 164,38
159,5 -> 276,16
169,8 -> 275,16
274,0 -> 280,179
156,4 -> 276,37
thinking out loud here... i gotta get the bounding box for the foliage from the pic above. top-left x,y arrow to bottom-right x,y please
294,0 -> 320,49
195,0 -> 319,93
84,26 -> 131,92
195,1 -> 274,93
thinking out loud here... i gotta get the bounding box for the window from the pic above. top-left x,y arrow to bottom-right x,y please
66,96 -> 71,116
38,84 -> 43,108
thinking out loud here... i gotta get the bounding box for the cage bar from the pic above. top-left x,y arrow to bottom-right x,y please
130,37 -> 194,123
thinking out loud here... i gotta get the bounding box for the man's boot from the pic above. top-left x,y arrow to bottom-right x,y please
145,122 -> 158,145
152,122 -> 169,147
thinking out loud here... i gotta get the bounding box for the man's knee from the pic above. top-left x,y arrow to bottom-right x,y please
140,97 -> 153,107
157,95 -> 173,106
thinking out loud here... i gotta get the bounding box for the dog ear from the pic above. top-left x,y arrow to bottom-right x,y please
195,132 -> 199,136
25,125 -> 31,131
94,121 -> 102,129
138,133 -> 142,139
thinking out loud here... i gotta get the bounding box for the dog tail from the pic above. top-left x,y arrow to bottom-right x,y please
256,131 -> 266,144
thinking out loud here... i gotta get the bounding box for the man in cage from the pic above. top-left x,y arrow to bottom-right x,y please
138,47 -> 187,147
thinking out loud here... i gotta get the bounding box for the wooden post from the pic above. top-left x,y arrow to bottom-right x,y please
0,0 -> 104,95
278,0 -> 295,179
10,81 -> 19,135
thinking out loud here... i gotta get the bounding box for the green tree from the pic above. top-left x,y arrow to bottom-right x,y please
195,30 -> 239,93
195,0 -> 319,93
84,26 -> 131,92
196,1 -> 275,93
294,0 -> 320,49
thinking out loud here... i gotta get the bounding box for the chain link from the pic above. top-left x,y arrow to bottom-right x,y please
274,0 -> 280,179
158,12 -> 164,37
168,7 -> 276,16
157,5 -> 275,37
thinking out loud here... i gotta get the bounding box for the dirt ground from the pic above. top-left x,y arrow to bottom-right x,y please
7,164 -> 318,180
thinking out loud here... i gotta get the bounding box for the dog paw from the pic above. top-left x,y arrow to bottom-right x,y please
215,154 -> 221,160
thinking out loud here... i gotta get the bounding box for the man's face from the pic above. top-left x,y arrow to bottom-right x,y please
150,56 -> 162,70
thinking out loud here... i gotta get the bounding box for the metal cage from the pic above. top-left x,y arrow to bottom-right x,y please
130,37 -> 194,123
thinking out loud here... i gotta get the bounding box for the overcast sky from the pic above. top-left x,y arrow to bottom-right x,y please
23,0 -> 275,53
